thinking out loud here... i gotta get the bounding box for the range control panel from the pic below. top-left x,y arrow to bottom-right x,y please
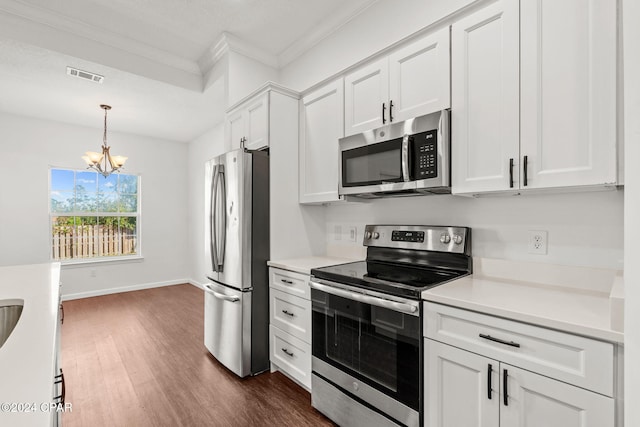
363,225 -> 470,255
391,230 -> 425,243
412,129 -> 438,179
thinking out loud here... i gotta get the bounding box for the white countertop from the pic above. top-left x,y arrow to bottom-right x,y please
268,256 -> 360,275
0,263 -> 61,427
423,258 -> 623,343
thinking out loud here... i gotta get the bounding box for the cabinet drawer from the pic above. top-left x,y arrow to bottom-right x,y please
270,325 -> 311,390
270,288 -> 311,343
269,268 -> 310,299
424,302 -> 614,396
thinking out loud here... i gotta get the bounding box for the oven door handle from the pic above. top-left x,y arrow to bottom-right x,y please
309,281 -> 419,315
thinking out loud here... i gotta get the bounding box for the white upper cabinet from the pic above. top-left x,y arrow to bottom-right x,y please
344,58 -> 389,136
520,0 -> 617,189
244,93 -> 269,151
389,28 -> 451,123
451,0 -> 520,195
344,27 -> 451,137
225,92 -> 270,151
299,78 -> 344,204
452,0 -> 618,195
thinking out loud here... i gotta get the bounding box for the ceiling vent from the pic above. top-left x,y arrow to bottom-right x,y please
66,67 -> 104,84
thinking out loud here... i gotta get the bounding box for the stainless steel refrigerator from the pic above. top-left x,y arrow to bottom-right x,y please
204,148 -> 269,377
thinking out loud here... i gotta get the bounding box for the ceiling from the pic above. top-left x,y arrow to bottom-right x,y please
0,0 -> 378,142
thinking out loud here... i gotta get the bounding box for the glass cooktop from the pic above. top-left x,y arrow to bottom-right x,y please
311,260 -> 467,299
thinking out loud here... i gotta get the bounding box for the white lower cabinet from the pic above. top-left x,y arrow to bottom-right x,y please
424,303 -> 618,427
268,267 -> 312,390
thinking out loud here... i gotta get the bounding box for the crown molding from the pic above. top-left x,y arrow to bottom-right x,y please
0,0 -> 202,89
198,31 -> 279,77
277,0 -> 380,67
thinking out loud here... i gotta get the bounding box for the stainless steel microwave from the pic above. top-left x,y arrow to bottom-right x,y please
338,109 -> 450,198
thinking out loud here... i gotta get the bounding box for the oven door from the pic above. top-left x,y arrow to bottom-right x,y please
339,135 -> 417,196
310,279 -> 421,426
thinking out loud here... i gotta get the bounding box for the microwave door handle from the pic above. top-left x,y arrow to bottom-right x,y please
401,134 -> 410,181
210,165 -> 219,272
218,165 -> 226,272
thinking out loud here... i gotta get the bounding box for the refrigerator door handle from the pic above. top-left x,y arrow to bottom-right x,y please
204,285 -> 240,302
210,164 -> 220,272
218,166 -> 227,272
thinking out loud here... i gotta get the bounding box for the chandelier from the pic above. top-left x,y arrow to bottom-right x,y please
82,104 -> 127,177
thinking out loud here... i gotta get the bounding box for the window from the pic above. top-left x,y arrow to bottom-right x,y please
49,168 -> 140,261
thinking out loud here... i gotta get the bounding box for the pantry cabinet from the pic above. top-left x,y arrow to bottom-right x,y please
424,302 -> 618,427
299,78 -> 344,204
452,0 -> 618,195
344,27 -> 450,136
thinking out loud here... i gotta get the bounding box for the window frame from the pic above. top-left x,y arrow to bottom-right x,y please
48,166 -> 142,265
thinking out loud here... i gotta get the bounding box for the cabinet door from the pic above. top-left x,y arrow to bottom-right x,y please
520,0 -> 617,189
451,0 -> 520,195
245,92 -> 269,150
344,57 -> 389,136
425,339 -> 499,427
299,79 -> 344,204
389,27 -> 450,123
501,364 -> 614,427
226,108 -> 245,151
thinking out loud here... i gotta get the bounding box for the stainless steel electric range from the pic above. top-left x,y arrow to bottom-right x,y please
309,225 -> 472,427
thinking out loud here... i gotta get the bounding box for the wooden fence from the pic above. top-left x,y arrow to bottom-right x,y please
52,225 -> 137,260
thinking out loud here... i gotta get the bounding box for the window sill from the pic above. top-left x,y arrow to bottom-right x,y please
58,255 -> 144,268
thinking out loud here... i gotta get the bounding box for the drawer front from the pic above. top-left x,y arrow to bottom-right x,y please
270,325 -> 311,389
269,267 -> 310,299
270,288 -> 311,343
424,302 -> 614,396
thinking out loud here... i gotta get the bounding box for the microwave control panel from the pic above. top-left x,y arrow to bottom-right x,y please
412,129 -> 438,179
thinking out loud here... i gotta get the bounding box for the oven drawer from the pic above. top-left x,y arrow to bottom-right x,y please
424,302 -> 614,396
269,268 -> 310,299
270,288 -> 311,343
270,325 -> 311,390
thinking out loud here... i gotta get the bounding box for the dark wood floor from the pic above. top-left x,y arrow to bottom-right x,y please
61,284 -> 334,427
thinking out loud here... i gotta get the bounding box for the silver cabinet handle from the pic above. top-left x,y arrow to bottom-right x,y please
309,280 -> 419,315
282,348 -> 294,357
204,285 -> 240,302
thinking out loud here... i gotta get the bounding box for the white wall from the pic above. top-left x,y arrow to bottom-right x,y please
326,191 -> 624,269
187,123 -> 226,286
623,0 -> 640,423
227,51 -> 278,106
0,111 -> 190,298
279,0 -> 479,91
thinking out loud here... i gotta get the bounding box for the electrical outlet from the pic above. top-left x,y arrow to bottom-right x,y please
528,230 -> 548,255
347,226 -> 357,242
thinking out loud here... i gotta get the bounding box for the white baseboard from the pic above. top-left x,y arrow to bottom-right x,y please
62,279 -> 190,301
188,279 -> 205,290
